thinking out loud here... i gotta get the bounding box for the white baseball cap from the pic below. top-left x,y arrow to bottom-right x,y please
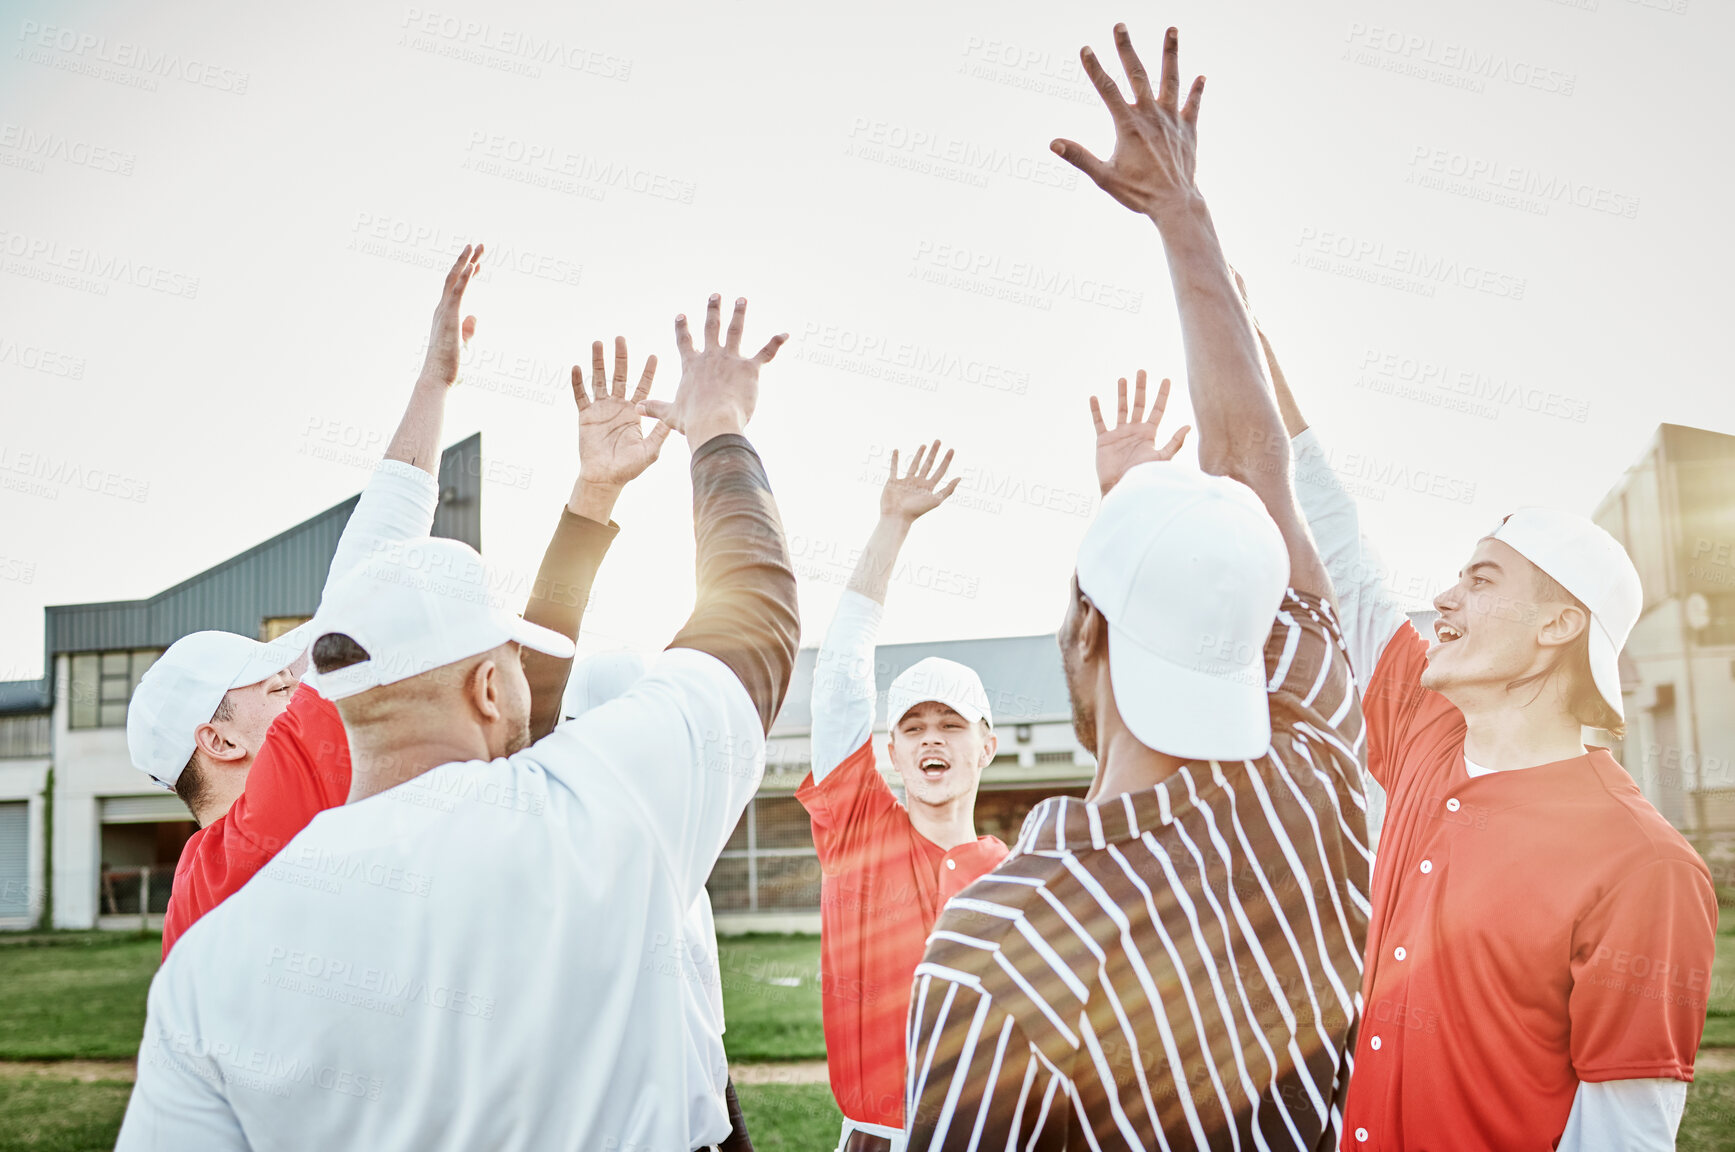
1488,507 -> 1642,720
887,657 -> 993,730
307,537 -> 575,701
126,624 -> 314,791
1075,461 -> 1288,762
565,652 -> 648,716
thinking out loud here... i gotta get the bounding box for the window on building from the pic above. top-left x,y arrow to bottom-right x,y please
262,616 -> 311,641
0,713 -> 50,759
68,649 -> 161,729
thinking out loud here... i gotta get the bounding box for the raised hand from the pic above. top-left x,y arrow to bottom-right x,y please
881,440 -> 962,524
1089,370 -> 1190,495
1051,25 -> 1204,222
572,337 -> 671,490
420,244 -> 484,387
638,294 -> 787,448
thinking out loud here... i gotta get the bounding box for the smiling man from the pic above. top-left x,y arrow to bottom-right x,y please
795,440 -> 1005,1152
1251,278 -> 1721,1147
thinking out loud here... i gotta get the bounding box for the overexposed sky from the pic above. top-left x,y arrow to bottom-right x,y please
3,0 -> 1730,680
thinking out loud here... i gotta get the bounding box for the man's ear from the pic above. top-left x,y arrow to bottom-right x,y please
1537,602 -> 1590,651
1078,595 -> 1109,662
469,657 -> 505,724
979,728 -> 998,768
193,722 -> 246,765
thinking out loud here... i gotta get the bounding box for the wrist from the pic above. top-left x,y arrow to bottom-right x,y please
1144,189 -> 1211,232
568,478 -> 622,524
685,415 -> 747,449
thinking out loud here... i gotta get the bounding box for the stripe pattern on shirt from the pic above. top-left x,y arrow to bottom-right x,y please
905,589 -> 1370,1151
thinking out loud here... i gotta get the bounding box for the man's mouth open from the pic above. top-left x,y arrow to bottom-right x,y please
920,757 -> 950,781
1429,618 -> 1465,655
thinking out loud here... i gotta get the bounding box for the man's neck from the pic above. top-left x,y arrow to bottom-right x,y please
908,791 -> 980,852
1087,727 -> 1188,805
1454,692 -> 1587,772
346,736 -> 491,804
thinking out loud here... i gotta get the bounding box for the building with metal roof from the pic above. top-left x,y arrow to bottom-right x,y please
0,435 -> 482,929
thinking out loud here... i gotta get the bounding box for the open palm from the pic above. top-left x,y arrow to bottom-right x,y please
882,439 -> 962,523
573,337 -> 670,488
1090,370 -> 1190,494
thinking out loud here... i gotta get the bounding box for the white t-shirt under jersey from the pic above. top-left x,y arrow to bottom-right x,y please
116,647 -> 763,1152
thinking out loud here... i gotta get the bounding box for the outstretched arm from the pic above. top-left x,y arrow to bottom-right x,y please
521,338 -> 673,739
1235,271 -> 1406,688
1054,25 -> 1329,600
322,245 -> 484,601
810,442 -> 961,782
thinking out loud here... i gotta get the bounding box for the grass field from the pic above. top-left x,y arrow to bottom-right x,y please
2,926 -> 1734,1150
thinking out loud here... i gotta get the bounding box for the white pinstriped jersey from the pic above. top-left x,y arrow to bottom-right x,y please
904,589 -> 1371,1151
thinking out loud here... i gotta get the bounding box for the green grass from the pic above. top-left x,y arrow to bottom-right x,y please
0,1076 -> 132,1152
717,933 -> 826,1063
735,1084 -> 844,1150
5,925 -> 1735,1148
1702,924 -> 1735,1048
0,933 -> 160,1060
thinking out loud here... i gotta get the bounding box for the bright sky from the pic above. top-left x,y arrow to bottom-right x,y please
3,0 -> 1730,680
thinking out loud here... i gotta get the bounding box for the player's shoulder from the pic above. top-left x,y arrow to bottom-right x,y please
930,850 -> 1064,955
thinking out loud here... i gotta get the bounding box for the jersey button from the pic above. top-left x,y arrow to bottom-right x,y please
1446,797 -> 1461,812
945,858 -> 957,870
1394,946 -> 1407,961
1420,860 -> 1433,874
1355,1128 -> 1369,1142
1370,1035 -> 1381,1050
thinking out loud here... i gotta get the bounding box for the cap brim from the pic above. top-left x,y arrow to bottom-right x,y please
229,627 -> 311,690
1105,622 -> 1271,762
505,616 -> 577,661
1587,618 -> 1624,723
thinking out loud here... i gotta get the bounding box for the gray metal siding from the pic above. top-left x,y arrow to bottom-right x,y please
46,434 -> 483,656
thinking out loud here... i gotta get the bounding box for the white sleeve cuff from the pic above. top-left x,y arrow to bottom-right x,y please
810,590 -> 884,781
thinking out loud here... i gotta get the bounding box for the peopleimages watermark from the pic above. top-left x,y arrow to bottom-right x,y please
910,239 -> 1143,314
398,7 -> 631,81
1342,21 -> 1577,96
787,319 -> 1030,397
1406,146 -> 1639,220
844,117 -> 1078,193
461,132 -> 696,206
0,447 -> 149,503
0,335 -> 85,380
0,122 -> 135,176
1293,227 -> 1527,302
0,229 -> 200,300
957,36 -> 1099,106
15,20 -> 250,95
1353,347 -> 1590,424
348,212 -> 581,287
859,442 -> 1096,520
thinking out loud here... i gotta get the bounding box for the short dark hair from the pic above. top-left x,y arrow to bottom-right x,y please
175,693 -> 235,822
1509,569 -> 1625,739
312,633 -> 370,675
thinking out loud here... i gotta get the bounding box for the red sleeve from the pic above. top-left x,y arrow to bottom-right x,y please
1362,621 -> 1464,792
794,738 -> 900,871
161,684 -> 351,955
1569,857 -> 1720,1082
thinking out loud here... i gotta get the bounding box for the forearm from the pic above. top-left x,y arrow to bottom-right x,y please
1154,201 -> 1328,595
1156,201 -> 1284,482
668,435 -> 800,734
520,502 -> 620,741
383,375 -> 450,476
1260,327 -> 1308,437
810,591 -> 884,781
845,515 -> 912,605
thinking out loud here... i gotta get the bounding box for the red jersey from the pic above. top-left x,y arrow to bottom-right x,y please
161,683 -> 350,956
796,740 -> 1007,1127
1342,622 -> 1718,1151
